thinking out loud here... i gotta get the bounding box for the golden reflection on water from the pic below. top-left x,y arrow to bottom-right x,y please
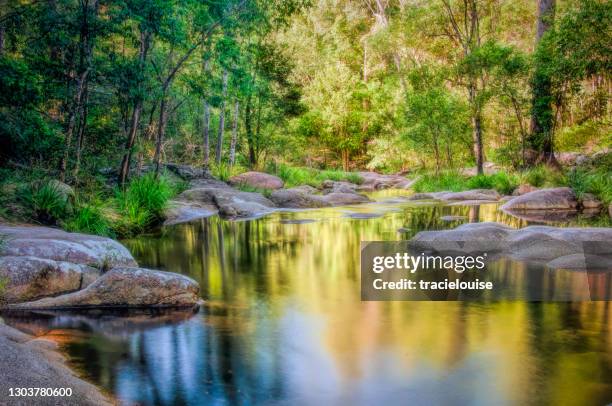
118,201 -> 612,405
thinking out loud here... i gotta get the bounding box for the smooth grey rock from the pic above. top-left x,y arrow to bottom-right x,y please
0,256 -> 99,303
501,187 -> 578,211
228,171 -> 284,189
581,193 -> 603,209
164,200 -> 218,226
0,225 -> 137,268
11,267 -> 200,309
270,188 -> 331,209
164,163 -> 211,180
178,187 -> 276,219
0,324 -> 112,406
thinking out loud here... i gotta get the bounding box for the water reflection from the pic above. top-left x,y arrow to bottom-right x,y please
7,201 -> 612,405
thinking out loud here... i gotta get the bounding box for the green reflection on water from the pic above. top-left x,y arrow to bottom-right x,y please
43,200 -> 612,405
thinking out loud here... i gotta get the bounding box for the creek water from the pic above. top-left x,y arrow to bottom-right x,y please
5,194 -> 612,405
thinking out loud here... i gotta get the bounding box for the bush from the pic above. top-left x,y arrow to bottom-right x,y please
18,180 -> 71,225
64,199 -> 113,237
210,163 -> 246,182
0,276 -> 7,307
114,174 -> 173,237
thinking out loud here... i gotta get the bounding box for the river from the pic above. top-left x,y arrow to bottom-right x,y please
5,195 -> 612,405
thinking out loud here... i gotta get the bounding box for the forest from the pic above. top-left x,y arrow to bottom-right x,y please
0,0 -> 610,236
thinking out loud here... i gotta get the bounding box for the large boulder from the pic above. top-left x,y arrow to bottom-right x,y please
164,200 -> 218,226
0,225 -> 137,268
0,256 -> 99,303
10,268 -> 201,309
228,171 -> 284,190
178,187 -> 276,219
357,172 -> 411,190
164,163 -> 211,180
501,187 -> 578,211
411,222 -> 612,265
436,189 -> 500,201
321,192 -> 371,206
321,180 -> 358,194
410,222 -> 514,253
270,188 -> 331,209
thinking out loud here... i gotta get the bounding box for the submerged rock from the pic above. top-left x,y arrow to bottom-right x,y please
10,268 -> 201,309
501,187 -> 578,211
228,171 -> 284,190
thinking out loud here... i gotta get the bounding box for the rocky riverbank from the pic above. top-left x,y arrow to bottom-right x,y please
164,170 -> 415,224
0,322 -> 112,405
0,225 -> 201,310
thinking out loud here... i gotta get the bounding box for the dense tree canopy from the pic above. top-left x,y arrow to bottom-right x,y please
0,0 -> 609,179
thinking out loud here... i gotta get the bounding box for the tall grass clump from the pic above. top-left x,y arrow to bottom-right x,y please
114,174 -> 173,237
568,168 -> 612,204
412,171 -> 468,193
520,165 -> 566,188
274,164 -> 363,188
64,198 -> 113,237
17,180 -> 71,225
466,172 -> 519,195
210,163 -> 246,182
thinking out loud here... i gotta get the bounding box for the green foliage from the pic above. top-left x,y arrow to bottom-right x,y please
234,184 -> 273,198
466,172 -> 519,195
65,199 -> 113,237
412,172 -> 468,193
0,275 -> 7,307
274,164 -> 363,188
567,168 -> 612,205
210,163 -> 246,182
520,166 -> 566,188
17,181 -> 71,225
114,174 -> 173,237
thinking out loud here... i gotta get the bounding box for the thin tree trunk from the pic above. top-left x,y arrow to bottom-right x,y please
153,94 -> 168,176
215,69 -> 228,165
229,101 -> 239,166
529,0 -> 557,165
203,100 -> 211,168
202,59 -> 211,168
73,89 -> 88,179
245,94 -> 256,167
59,71 -> 88,182
468,83 -> 484,175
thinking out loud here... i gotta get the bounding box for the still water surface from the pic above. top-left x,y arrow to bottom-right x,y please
9,196 -> 612,405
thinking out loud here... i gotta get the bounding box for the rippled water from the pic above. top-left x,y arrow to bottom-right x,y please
5,196 -> 612,405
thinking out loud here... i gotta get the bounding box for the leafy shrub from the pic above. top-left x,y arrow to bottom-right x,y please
0,276 -> 7,307
64,199 -> 113,237
210,163 -> 246,182
18,180 -> 70,225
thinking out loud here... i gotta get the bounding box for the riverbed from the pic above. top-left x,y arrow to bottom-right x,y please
4,195 -> 612,405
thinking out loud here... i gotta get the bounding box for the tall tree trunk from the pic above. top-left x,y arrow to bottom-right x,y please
245,94 -> 256,167
0,24 -> 5,56
215,69 -> 228,165
118,31 -> 151,185
73,89 -> 88,179
59,71 -> 88,182
153,94 -> 168,176
229,100 -> 239,166
529,0 -> 557,165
